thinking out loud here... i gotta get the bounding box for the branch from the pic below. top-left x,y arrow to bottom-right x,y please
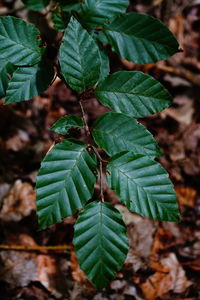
0,244 -> 72,252
157,64 -> 200,86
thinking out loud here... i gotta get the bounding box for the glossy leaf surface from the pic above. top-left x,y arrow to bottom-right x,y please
96,71 -> 172,117
5,62 -> 54,104
59,17 -> 101,92
79,0 -> 129,27
0,16 -> 43,65
93,112 -> 161,157
100,12 -> 180,63
36,139 -> 97,230
107,152 -> 180,221
51,115 -> 84,135
74,201 -> 129,289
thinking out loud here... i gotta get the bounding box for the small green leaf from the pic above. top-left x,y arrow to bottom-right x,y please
100,12 -> 180,64
22,0 -> 50,10
95,71 -> 172,117
59,17 -> 101,92
5,62 -> 54,104
51,115 -> 84,135
93,112 -> 161,157
0,61 -> 16,99
0,16 -> 43,66
52,7 -> 70,32
74,201 -> 129,289
79,0 -> 129,27
36,139 -> 97,230
107,152 -> 180,222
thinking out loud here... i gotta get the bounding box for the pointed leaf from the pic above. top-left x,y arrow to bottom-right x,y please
100,12 -> 180,64
59,17 -> 101,92
5,62 -> 54,104
93,112 -> 161,157
107,152 -> 180,221
0,61 -> 16,98
22,0 -> 50,10
0,16 -> 43,65
74,201 -> 129,289
79,0 -> 129,27
36,139 -> 97,230
51,115 -> 84,135
95,71 -> 172,117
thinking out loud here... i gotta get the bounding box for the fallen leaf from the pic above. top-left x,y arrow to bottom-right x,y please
175,186 -> 197,207
70,251 -> 88,284
140,253 -> 191,300
0,180 -> 36,221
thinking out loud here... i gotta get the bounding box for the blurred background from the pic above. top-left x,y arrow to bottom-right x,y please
0,0 -> 200,299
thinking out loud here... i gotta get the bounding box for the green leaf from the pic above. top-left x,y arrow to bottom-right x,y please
51,115 -> 84,135
58,0 -> 81,12
0,61 -> 16,99
98,44 -> 110,82
107,152 -> 180,222
79,0 -> 129,27
22,0 -> 50,10
36,139 -> 97,230
59,17 -> 101,92
100,12 -> 180,64
95,71 -> 172,117
5,62 -> 54,104
52,7 -> 70,32
74,201 -> 129,289
0,16 -> 43,66
92,112 -> 161,157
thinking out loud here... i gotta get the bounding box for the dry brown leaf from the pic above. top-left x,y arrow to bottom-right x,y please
175,186 -> 197,207
116,205 -> 157,257
0,180 -> 36,221
141,253 -> 191,299
182,258 -> 200,270
70,251 -> 88,284
5,129 -> 30,151
151,226 -> 176,255
140,272 -> 172,300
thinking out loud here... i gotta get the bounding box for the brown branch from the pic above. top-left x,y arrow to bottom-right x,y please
0,244 -> 72,252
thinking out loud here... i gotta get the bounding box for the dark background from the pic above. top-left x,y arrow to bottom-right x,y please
0,0 -> 200,299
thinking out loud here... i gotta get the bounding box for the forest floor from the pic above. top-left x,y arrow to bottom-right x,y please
0,0 -> 200,299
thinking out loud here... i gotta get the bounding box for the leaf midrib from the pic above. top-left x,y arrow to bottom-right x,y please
41,147 -> 86,212
96,89 -> 169,100
109,161 -> 167,208
0,34 -> 41,54
93,128 -> 155,153
102,27 -> 175,49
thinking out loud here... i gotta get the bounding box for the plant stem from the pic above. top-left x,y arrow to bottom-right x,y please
91,146 -> 104,202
